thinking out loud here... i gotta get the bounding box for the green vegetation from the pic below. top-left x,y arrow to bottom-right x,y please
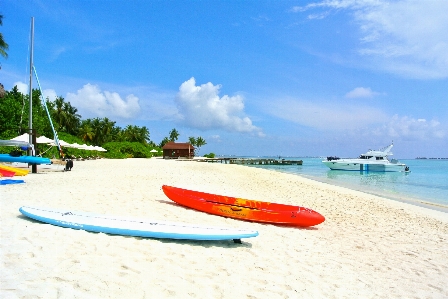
0,86 -> 207,159
203,153 -> 215,158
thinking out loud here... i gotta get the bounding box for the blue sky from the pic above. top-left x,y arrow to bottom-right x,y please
2,0 -> 447,158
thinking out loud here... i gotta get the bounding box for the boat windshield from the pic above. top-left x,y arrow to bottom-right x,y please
359,155 -> 373,159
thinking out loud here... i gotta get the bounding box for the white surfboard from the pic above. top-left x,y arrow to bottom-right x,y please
19,206 -> 258,242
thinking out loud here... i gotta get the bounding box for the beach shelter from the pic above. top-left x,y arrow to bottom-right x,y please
50,139 -> 72,147
78,144 -> 91,150
84,145 -> 97,151
11,133 -> 30,142
69,143 -> 82,149
93,146 -> 107,152
36,135 -> 54,144
12,133 -> 55,144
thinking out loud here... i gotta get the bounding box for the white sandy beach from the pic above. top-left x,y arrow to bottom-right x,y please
1,158 -> 447,298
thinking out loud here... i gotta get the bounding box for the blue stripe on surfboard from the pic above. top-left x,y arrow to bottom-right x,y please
19,207 -> 259,241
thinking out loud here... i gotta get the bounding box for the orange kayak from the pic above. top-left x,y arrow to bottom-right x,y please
162,185 -> 325,227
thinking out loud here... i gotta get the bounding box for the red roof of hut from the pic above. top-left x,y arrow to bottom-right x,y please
162,142 -> 195,150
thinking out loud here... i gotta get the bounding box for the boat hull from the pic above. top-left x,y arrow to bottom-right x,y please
162,185 -> 325,227
322,160 -> 407,172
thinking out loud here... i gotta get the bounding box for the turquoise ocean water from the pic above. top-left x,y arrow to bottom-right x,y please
238,157 -> 448,211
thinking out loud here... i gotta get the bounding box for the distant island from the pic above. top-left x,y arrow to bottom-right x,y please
416,157 -> 448,160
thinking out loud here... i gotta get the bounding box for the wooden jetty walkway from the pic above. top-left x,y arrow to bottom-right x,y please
192,158 -> 303,165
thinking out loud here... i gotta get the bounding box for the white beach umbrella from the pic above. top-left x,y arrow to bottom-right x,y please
150,149 -> 158,153
91,146 -> 107,152
78,144 -> 92,150
11,133 -> 30,142
36,135 -> 55,144
53,139 -> 72,147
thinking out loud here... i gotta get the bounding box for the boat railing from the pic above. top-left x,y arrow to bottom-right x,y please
326,156 -> 340,161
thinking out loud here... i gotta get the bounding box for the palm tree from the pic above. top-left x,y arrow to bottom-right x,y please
63,101 -> 81,135
51,96 -> 81,135
123,125 -> 150,143
90,118 -> 103,145
0,15 -> 9,59
195,136 -> 207,155
138,126 -> 150,143
169,128 -> 179,142
188,136 -> 207,156
100,117 -> 116,143
78,123 -> 94,143
52,97 -> 67,131
159,137 -> 170,148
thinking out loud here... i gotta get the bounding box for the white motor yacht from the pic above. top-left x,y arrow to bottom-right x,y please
322,143 -> 409,172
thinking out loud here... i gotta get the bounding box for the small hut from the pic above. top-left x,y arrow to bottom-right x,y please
162,142 -> 195,159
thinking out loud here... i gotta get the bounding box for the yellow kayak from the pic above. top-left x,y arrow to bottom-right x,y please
0,164 -> 29,176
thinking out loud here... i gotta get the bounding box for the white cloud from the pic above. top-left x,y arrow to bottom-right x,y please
12,81 -> 57,102
268,97 -> 388,131
13,81 -> 28,94
43,89 -> 58,102
293,0 -> 448,79
175,78 -> 264,136
373,115 -> 446,140
210,134 -> 222,142
66,83 -> 140,119
345,87 -> 379,98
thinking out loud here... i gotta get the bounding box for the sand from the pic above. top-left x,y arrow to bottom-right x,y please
1,158 -> 447,298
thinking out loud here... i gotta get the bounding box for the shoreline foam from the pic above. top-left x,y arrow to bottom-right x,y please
2,158 -> 447,298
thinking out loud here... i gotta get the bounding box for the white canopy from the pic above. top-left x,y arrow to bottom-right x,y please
51,141 -> 106,151
36,135 -> 54,144
12,133 -> 56,144
58,140 -> 70,146
10,134 -> 107,152
11,133 -> 29,142
93,146 -> 107,152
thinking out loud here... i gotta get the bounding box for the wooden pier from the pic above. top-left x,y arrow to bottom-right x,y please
193,158 -> 303,165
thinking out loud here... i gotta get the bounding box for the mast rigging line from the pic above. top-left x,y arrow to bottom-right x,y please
32,66 -> 63,156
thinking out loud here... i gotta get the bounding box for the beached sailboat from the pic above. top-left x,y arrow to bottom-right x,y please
0,17 -> 65,172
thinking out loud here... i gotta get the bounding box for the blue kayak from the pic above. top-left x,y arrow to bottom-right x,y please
0,154 -> 51,164
1,179 -> 25,185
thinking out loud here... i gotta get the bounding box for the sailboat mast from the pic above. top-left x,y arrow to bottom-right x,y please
28,17 -> 34,152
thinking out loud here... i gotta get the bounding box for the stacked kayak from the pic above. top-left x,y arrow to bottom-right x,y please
162,185 -> 325,227
0,168 -> 16,177
0,164 -> 30,176
0,154 -> 51,164
1,179 -> 25,185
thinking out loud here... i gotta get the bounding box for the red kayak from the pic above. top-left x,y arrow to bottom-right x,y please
162,185 -> 325,227
0,168 -> 16,177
